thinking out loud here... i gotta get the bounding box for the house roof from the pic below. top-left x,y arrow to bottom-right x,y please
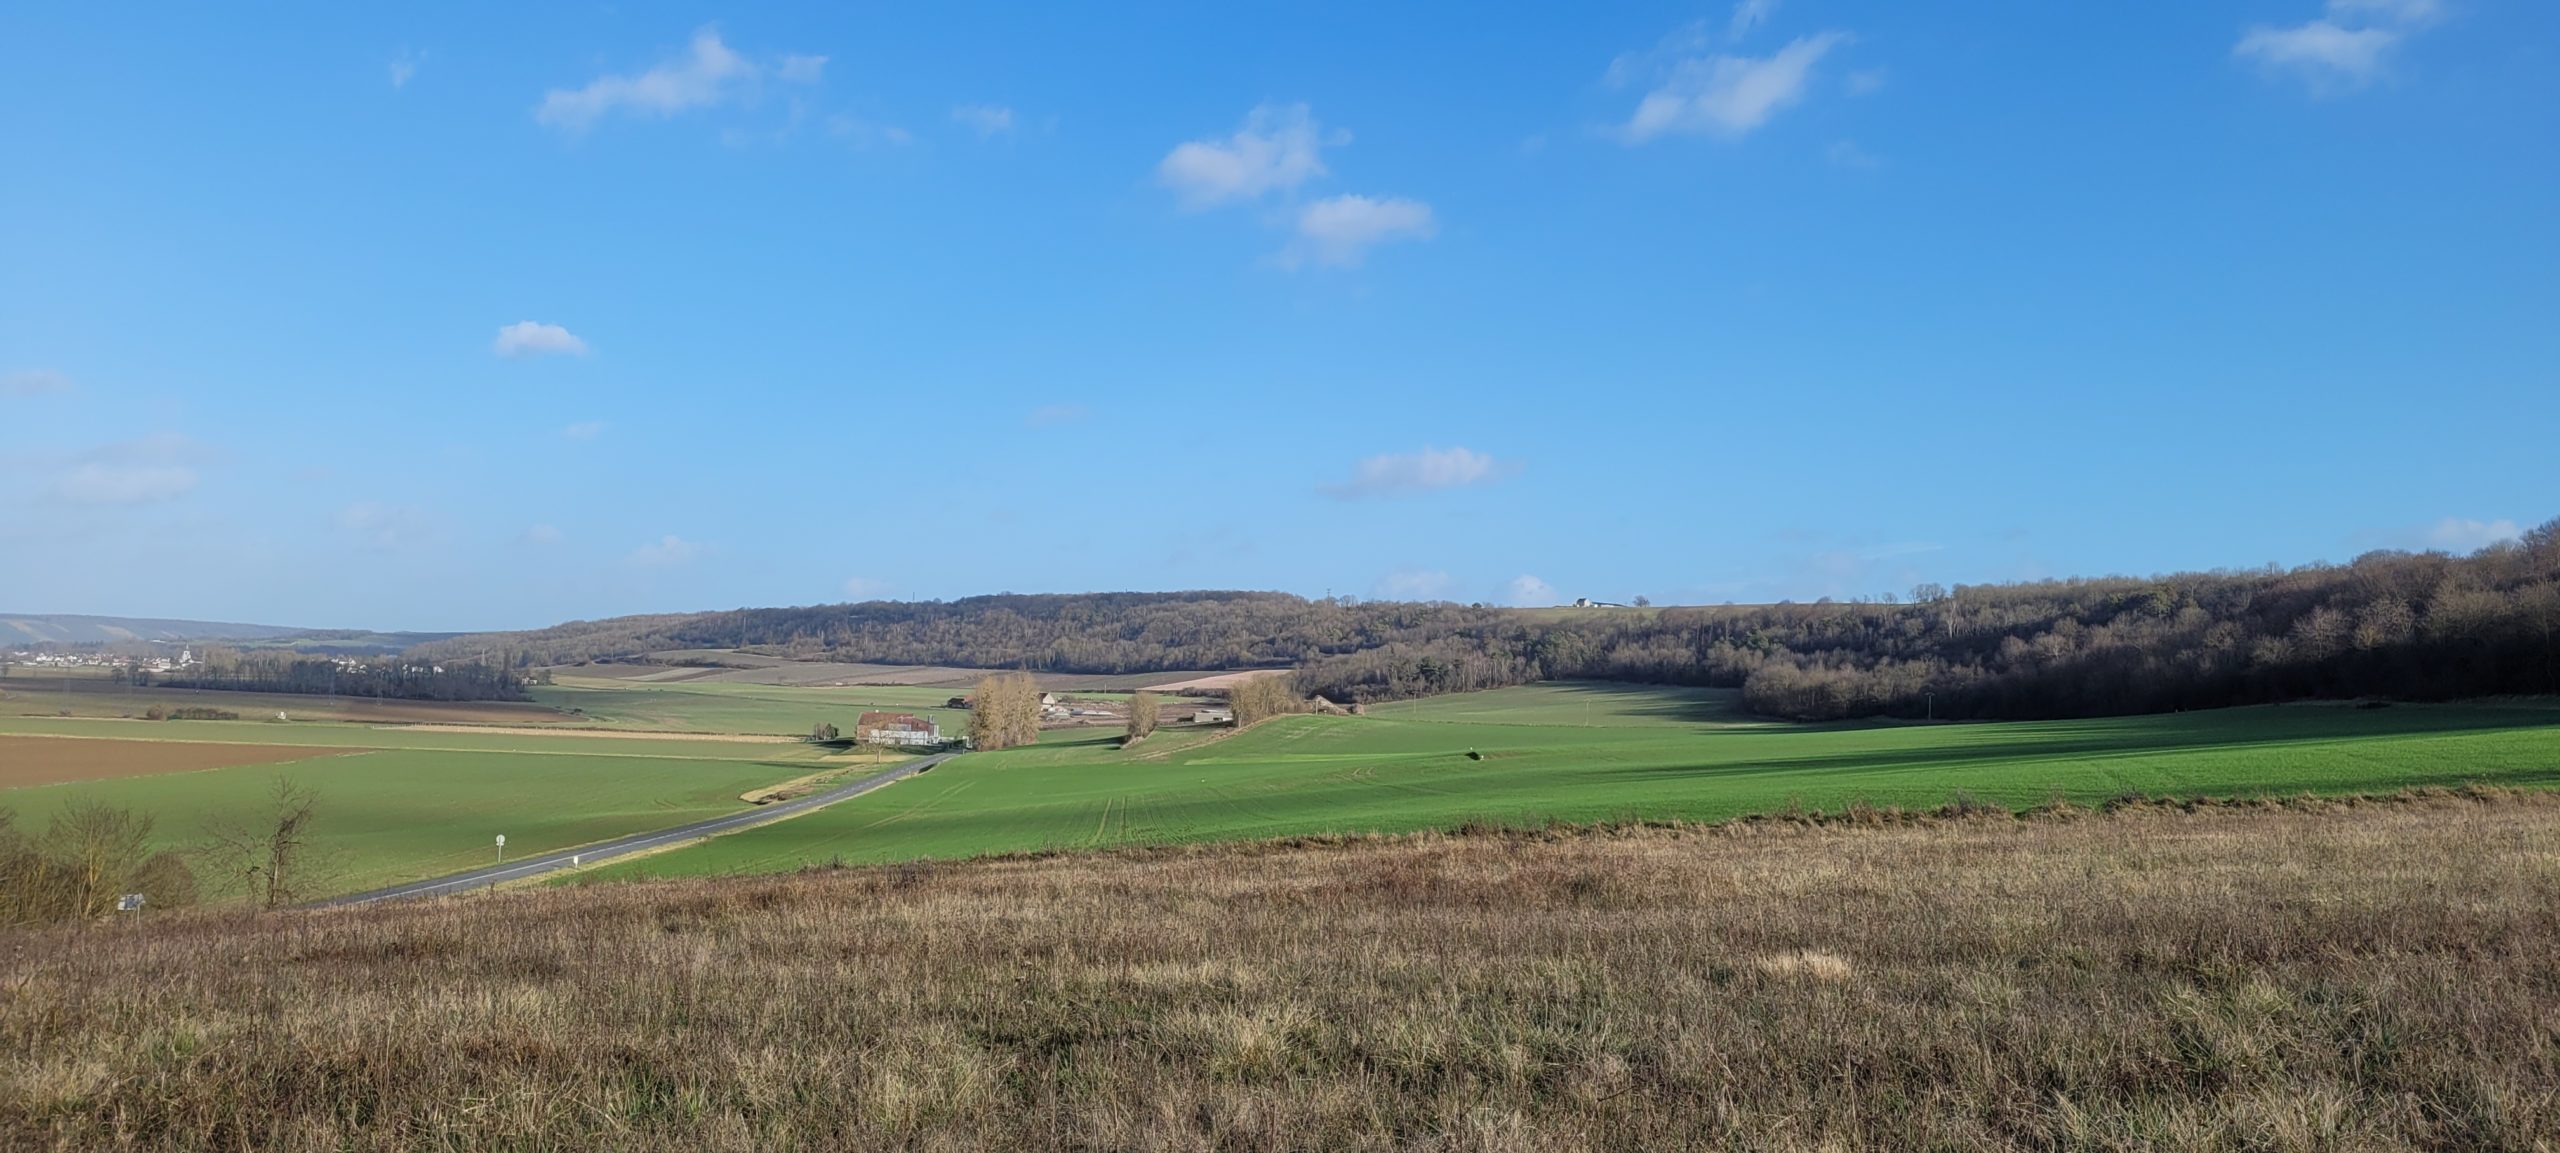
856,711 -> 934,732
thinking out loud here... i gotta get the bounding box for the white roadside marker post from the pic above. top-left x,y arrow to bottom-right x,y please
495,833 -> 506,865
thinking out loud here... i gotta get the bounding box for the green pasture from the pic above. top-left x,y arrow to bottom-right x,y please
1,746 -> 813,894
535,676 -> 983,736
592,684 -> 2560,880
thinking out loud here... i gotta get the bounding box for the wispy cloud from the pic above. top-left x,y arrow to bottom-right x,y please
1026,403 -> 1089,428
562,420 -> 605,441
537,28 -> 780,132
952,104 -> 1016,137
48,434 -> 204,506
389,49 -> 423,90
1505,574 -> 1557,607
1157,104 -> 1332,209
628,534 -> 706,568
522,523 -> 564,545
3,369 -> 73,397
1621,31 -> 1850,142
494,321 -> 587,358
777,54 -> 827,84
1291,195 -> 1436,267
1323,446 -> 1514,499
337,502 -> 432,549
2420,517 -> 2522,552
826,113 -> 912,148
2236,0 -> 2443,90
1375,569 -> 1454,600
1729,0 -> 1779,40
842,576 -> 890,599
1827,139 -> 1881,169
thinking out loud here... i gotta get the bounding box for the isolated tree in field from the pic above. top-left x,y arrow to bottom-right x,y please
1227,675 -> 1299,727
204,777 -> 326,910
808,721 -> 840,743
967,673 -> 1042,750
1124,691 -> 1160,743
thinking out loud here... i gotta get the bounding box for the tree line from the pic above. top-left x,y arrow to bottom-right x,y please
405,519 -> 2560,722
153,648 -> 530,703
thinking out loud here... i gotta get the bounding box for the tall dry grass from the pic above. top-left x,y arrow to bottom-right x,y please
3,791 -> 2558,1150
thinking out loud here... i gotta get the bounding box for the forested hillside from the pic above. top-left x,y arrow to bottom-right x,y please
415,519 -> 2560,721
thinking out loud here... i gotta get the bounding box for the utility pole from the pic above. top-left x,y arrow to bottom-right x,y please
1926,692 -> 1935,722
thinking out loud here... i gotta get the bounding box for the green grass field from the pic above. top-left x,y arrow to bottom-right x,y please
0,744 -> 818,893
534,675 -> 986,735
589,683 -> 2560,880
8,679 -> 2560,899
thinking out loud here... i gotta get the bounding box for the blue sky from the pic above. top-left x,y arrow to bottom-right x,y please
3,1 -> 2553,631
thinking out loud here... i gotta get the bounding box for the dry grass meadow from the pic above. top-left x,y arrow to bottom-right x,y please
3,791 -> 2557,1151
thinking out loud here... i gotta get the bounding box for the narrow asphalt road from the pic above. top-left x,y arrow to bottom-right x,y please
314,752 -> 955,907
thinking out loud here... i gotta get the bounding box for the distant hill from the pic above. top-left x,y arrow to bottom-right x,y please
0,614 -> 311,645
0,614 -> 459,653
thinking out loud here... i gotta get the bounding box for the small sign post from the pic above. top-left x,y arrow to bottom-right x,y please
495,833 -> 506,864
116,893 -> 145,914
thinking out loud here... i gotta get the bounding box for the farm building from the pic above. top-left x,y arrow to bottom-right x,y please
856,711 -> 942,747
1191,706 -> 1234,724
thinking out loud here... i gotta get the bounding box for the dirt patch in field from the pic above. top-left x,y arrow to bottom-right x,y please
1142,669 -> 1289,693
0,735 -> 359,788
382,725 -> 797,744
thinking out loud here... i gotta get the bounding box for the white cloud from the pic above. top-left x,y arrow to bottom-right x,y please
1623,32 -> 1848,142
562,420 -> 605,441
494,321 -> 588,358
3,369 -> 73,396
2235,21 -> 2398,84
537,28 -> 756,132
1846,68 -> 1887,95
1157,104 -> 1331,209
628,534 -> 705,568
1292,195 -> 1436,267
2236,0 -> 2443,89
777,53 -> 827,84
2421,517 -> 2522,552
523,523 -> 564,545
1375,569 -> 1454,600
842,576 -> 890,599
1505,575 -> 1558,607
1323,446 -> 1513,499
48,434 -> 203,506
389,51 -> 421,90
337,502 -> 431,549
952,104 -> 1016,136
1729,0 -> 1779,39
1026,403 -> 1089,428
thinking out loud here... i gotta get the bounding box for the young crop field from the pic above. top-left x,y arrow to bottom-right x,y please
591,683 -> 2560,880
0,744 -> 823,895
0,734 -> 354,788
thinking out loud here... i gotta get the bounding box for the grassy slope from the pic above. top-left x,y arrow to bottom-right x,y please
0,746 -> 817,893
11,797 -> 2556,1150
595,683 -> 2560,879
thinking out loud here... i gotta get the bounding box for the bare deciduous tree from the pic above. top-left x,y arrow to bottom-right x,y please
204,777 -> 327,910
